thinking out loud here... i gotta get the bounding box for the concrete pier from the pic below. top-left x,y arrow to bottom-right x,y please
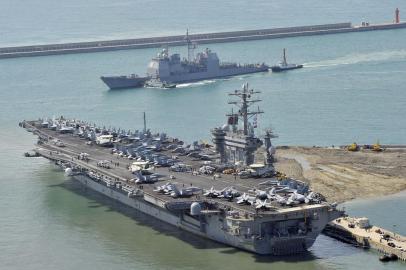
1,21 -> 406,59
324,217 -> 406,261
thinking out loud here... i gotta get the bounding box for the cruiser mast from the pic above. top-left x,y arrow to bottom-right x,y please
185,29 -> 195,62
228,83 -> 263,136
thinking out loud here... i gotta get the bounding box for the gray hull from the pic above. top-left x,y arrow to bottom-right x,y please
101,66 -> 268,89
161,66 -> 269,84
72,173 -> 338,255
101,76 -> 148,89
271,65 -> 303,72
101,45 -> 270,89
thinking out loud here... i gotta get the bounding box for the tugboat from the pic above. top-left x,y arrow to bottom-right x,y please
144,78 -> 176,89
271,48 -> 303,72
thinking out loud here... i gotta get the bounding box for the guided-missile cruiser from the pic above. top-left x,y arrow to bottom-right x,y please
101,32 -> 269,89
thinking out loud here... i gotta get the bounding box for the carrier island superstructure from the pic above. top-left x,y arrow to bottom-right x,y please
21,84 -> 342,255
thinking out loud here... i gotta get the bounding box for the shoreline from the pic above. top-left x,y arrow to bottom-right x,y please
342,189 -> 406,206
273,146 -> 406,203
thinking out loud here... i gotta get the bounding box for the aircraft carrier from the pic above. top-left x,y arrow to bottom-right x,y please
101,32 -> 269,89
20,83 -> 342,255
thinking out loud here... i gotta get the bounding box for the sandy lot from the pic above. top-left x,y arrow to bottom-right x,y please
273,147 -> 406,203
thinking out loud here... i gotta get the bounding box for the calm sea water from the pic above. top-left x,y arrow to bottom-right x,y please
1,0 -> 406,46
1,0 -> 406,269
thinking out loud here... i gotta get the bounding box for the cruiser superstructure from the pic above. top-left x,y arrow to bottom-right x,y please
101,32 -> 269,89
21,84 -> 342,255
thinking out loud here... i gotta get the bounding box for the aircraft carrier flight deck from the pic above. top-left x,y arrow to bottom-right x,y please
20,83 -> 342,255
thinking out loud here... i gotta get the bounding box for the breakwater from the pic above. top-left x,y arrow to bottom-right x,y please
1,22 -> 406,59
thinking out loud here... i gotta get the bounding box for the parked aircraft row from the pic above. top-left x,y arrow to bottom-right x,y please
153,182 -> 202,198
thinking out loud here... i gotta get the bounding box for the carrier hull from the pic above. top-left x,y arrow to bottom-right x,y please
71,172 -> 338,255
22,102 -> 343,256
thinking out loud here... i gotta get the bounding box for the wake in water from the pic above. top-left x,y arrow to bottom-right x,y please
176,80 -> 216,88
304,49 -> 406,68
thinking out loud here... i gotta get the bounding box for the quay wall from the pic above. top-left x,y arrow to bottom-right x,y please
1,22 -> 406,59
324,220 -> 406,261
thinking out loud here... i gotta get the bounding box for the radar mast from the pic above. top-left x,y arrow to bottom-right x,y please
228,83 -> 264,136
185,29 -> 196,62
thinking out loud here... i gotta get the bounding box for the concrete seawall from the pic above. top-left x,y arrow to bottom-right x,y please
1,22 -> 406,59
324,217 -> 406,262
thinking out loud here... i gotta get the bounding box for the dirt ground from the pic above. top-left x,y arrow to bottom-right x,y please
272,146 -> 406,203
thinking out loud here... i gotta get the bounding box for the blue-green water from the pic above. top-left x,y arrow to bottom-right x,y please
1,1 -> 406,269
1,0 -> 405,46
